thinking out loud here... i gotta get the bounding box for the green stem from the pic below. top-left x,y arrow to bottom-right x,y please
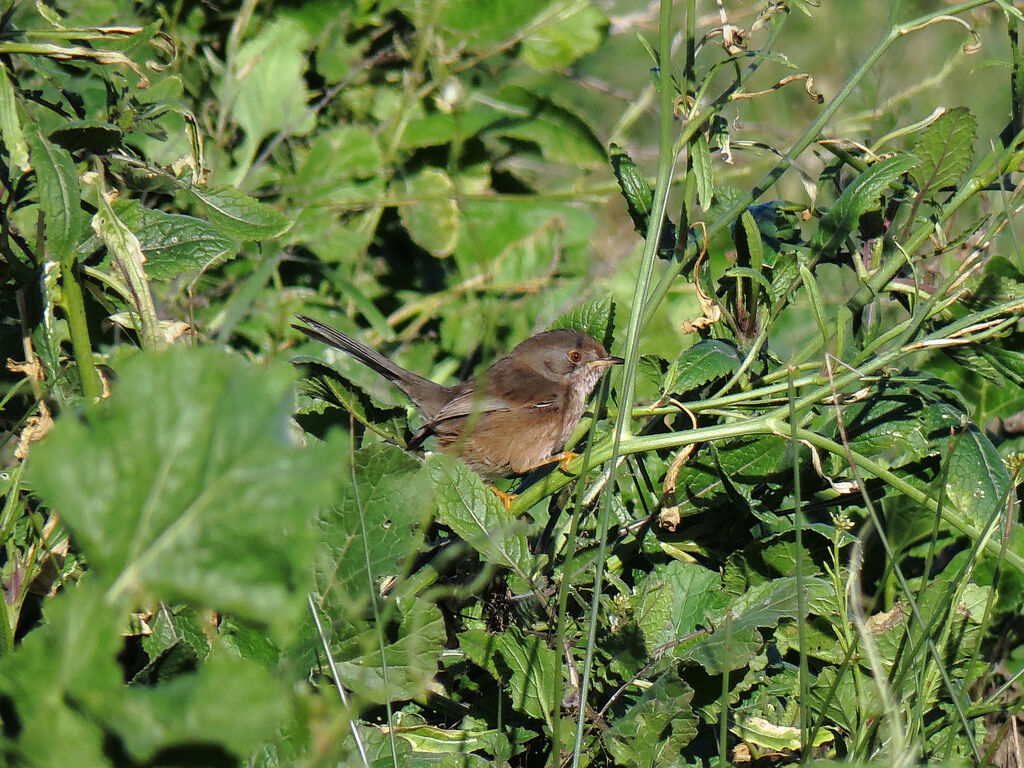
60,258 -> 103,400
642,0 -> 995,328
571,1 -> 679,764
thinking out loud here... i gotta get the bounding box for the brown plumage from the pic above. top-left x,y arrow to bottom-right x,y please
293,315 -> 622,479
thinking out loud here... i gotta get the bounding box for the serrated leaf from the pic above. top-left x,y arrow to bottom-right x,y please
230,18 -> 315,167
316,443 -> 430,606
111,199 -> 239,277
331,599 -> 446,703
606,669 -> 697,767
609,142 -> 677,255
945,424 -> 1011,530
668,436 -> 788,519
186,184 -> 292,240
399,168 -> 460,257
27,348 -> 334,632
634,561 -> 722,653
426,454 -> 532,574
911,107 -> 976,198
812,154 -> 918,257
497,626 -> 558,725
813,371 -> 969,470
551,294 -> 615,347
663,339 -> 743,395
295,357 -> 410,445
683,578 -> 826,674
28,130 -> 83,261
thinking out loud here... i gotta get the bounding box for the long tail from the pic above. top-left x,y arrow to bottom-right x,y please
292,315 -> 438,395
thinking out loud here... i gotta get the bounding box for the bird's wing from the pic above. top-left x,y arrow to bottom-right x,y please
424,374 -> 560,428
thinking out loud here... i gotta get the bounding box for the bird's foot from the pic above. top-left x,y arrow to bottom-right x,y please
490,486 -> 517,509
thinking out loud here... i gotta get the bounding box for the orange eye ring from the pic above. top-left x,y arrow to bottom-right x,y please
568,350 -> 583,363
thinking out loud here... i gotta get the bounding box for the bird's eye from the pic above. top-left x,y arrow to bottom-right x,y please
568,350 -> 583,364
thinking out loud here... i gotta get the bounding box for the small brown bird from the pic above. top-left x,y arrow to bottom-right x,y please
293,315 -> 622,480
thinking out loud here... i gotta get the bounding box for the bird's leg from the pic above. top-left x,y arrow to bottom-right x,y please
490,485 -> 516,509
519,451 -> 581,475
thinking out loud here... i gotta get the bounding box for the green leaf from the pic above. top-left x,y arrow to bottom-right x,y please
666,436 -> 789,521
606,669 -> 698,767
633,561 -> 722,654
944,423 -> 1011,530
295,357 -> 410,445
691,133 -> 714,212
329,599 -> 446,704
0,64 -> 29,172
112,199 -> 239,278
230,18 -> 315,166
315,443 -> 431,606
521,2 -> 607,69
118,651 -> 290,761
812,154 -> 918,257
399,168 -> 460,257
290,125 -> 384,205
0,585 -> 122,768
426,454 -> 532,575
813,371 -> 969,470
731,712 -> 834,751
186,184 -> 292,240
910,107 -> 977,198
682,578 -> 826,674
663,339 -> 743,395
497,626 -> 559,725
27,347 -> 334,633
551,294 -> 615,346
486,86 -> 606,167
438,0 -> 549,48
48,120 -> 124,154
28,130 -> 83,262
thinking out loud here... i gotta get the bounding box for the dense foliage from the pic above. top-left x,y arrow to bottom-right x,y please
1,0 -> 1023,765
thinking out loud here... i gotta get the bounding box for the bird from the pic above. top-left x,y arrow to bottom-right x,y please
292,315 -> 623,488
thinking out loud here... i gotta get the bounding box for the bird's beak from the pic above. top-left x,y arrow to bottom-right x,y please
591,355 -> 624,366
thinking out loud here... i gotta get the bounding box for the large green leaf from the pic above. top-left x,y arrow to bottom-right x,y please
27,347 -> 335,631
633,560 -> 723,654
186,184 -> 292,240
111,199 -> 239,277
0,584 -> 292,765
521,2 -> 607,69
315,443 -> 431,606
910,107 -> 976,199
229,18 -> 315,167
812,154 -> 918,257
438,0 -> 549,48
605,669 -> 698,768
399,168 -> 460,257
28,130 -> 82,262
426,454 -> 532,575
